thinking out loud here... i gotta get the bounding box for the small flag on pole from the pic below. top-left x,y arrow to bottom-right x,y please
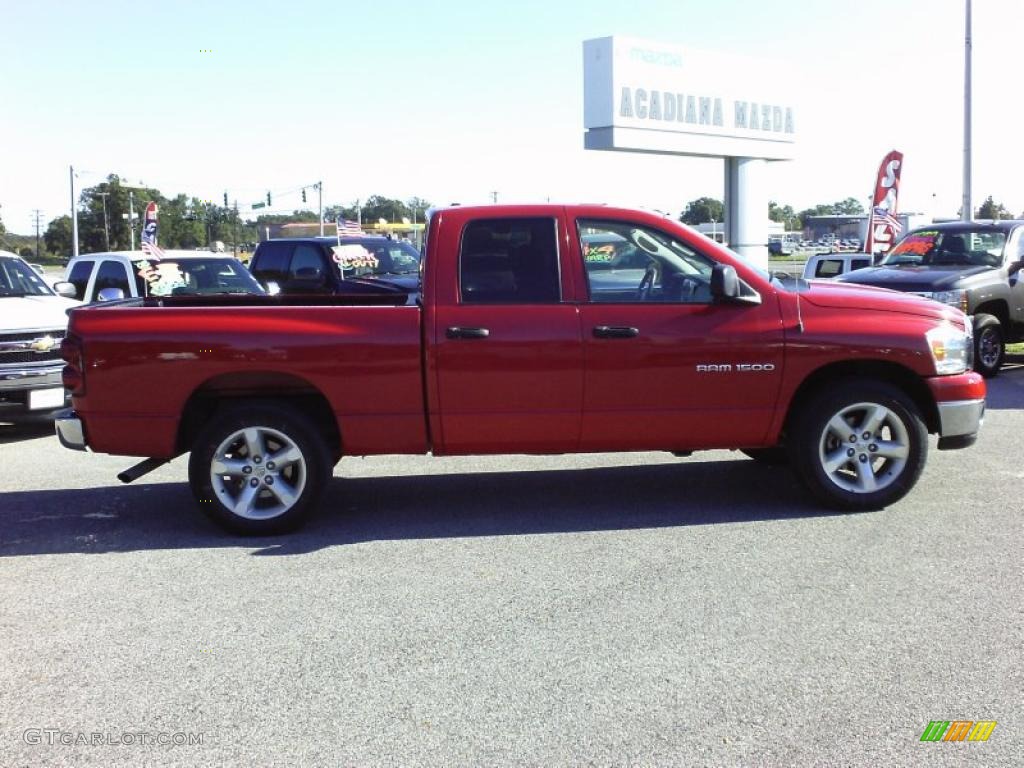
337,218 -> 363,236
140,202 -> 164,259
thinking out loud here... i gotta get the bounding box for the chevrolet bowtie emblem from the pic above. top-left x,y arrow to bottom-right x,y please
30,335 -> 57,353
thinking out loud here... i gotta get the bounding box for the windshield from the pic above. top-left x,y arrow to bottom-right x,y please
0,257 -> 55,297
331,240 -> 420,278
131,257 -> 265,297
881,228 -> 1006,267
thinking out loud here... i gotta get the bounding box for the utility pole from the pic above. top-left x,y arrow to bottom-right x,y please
491,191 -> 498,204
233,201 -> 239,257
962,0 -> 973,221
318,181 -> 324,237
70,166 -> 79,259
32,209 -> 43,259
96,192 -> 111,250
128,191 -> 136,250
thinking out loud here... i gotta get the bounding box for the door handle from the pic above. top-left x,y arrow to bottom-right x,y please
592,325 -> 639,339
446,326 -> 490,339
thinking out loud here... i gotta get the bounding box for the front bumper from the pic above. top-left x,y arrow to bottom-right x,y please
0,364 -> 69,420
926,371 -> 986,451
54,409 -> 88,451
936,399 -> 985,449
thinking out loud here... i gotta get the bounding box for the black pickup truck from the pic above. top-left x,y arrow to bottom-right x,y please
249,236 -> 420,296
837,220 -> 1024,376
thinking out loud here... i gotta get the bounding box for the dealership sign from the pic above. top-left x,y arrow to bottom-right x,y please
584,37 -> 798,160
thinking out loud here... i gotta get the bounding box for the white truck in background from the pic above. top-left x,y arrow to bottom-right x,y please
0,251 -> 79,422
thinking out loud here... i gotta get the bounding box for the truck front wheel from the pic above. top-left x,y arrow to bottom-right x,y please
789,380 -> 927,511
973,314 -> 1004,378
188,402 -> 331,535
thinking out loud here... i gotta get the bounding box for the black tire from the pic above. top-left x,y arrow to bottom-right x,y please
740,447 -> 789,466
973,314 -> 1004,378
188,402 -> 331,535
788,379 -> 927,511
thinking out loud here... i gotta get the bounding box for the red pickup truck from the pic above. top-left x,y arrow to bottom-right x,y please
56,205 -> 986,534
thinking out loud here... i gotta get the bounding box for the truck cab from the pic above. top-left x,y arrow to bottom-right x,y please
249,236 -> 420,296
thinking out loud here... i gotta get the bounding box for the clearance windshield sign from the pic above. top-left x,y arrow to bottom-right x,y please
583,36 -> 799,160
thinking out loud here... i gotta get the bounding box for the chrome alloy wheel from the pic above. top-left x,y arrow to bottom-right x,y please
817,402 -> 910,495
210,426 -> 307,520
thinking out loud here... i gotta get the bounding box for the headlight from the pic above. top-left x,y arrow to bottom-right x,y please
926,324 -> 970,375
921,289 -> 968,313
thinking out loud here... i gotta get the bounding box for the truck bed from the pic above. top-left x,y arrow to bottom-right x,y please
67,301 -> 427,457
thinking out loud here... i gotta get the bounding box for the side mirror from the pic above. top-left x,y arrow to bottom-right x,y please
1008,260 -> 1024,277
53,281 -> 78,299
710,263 -> 740,301
96,287 -> 126,302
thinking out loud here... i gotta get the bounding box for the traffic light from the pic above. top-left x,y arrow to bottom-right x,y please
223,192 -> 228,207
267,191 -> 272,206
302,188 -> 307,203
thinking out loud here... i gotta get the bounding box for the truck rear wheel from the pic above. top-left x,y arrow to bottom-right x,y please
973,314 -> 1004,378
789,380 -> 927,511
188,402 -> 330,535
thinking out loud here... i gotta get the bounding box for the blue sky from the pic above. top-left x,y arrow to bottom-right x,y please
2,0 -> 1021,234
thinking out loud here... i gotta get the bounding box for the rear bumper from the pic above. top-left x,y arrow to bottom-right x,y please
54,409 -> 87,451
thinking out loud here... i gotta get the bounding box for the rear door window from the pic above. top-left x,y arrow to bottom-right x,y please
814,259 -> 843,278
251,242 -> 294,284
459,218 -> 561,304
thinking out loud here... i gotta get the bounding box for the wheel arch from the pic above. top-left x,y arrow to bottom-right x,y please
780,360 -> 940,441
175,371 -> 341,459
973,300 -> 1009,328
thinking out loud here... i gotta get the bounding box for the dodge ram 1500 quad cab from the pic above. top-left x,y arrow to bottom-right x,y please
56,205 -> 985,534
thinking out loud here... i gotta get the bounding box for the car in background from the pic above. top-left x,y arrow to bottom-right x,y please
802,252 -> 876,280
0,250 -> 79,421
248,236 -> 421,296
54,250 -> 265,302
768,238 -> 793,256
837,220 -> 1024,377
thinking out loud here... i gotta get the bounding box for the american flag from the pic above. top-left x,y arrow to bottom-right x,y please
141,240 -> 165,259
337,218 -> 363,236
141,201 -> 164,259
874,207 -> 902,233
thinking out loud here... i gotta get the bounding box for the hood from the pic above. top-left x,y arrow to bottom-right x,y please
836,263 -> 992,292
0,295 -> 80,332
801,280 -> 960,324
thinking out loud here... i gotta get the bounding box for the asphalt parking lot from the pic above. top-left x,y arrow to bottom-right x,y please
1,366 -> 1022,767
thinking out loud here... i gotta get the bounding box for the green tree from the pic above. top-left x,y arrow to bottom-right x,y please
833,197 -> 865,215
769,201 -> 799,231
44,215 -> 73,258
78,175 -> 162,252
680,197 -> 724,225
360,195 -> 410,225
977,195 -> 1013,220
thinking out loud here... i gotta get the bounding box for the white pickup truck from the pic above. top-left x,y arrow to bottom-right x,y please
0,251 -> 79,421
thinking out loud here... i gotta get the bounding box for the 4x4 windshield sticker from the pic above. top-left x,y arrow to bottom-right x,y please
890,231 -> 938,256
136,260 -> 186,296
331,245 -> 379,270
584,244 -> 615,263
